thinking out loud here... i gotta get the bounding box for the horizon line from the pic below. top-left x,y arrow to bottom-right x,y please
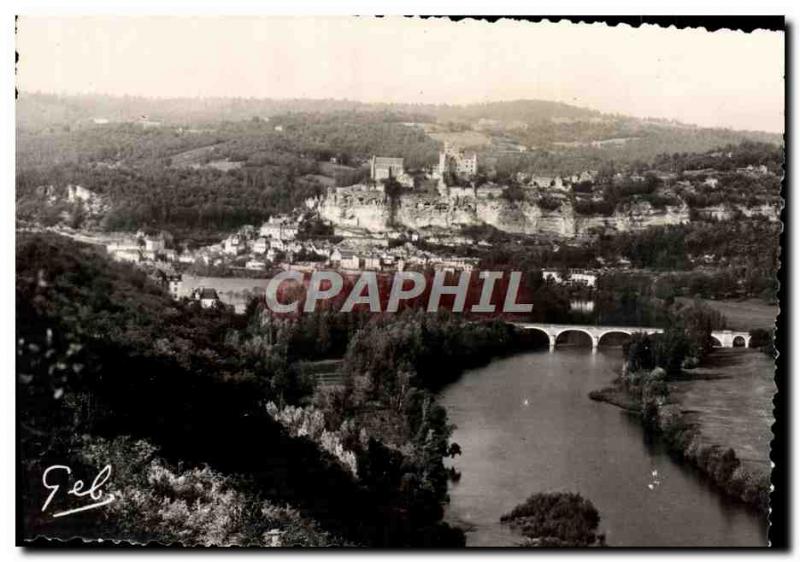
16,90 -> 784,136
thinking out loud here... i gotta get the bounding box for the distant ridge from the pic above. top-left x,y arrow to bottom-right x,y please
15,92 -> 782,141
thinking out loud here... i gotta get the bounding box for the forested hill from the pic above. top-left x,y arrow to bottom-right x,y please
16,93 -> 783,239
17,233 -> 465,546
16,94 -> 600,130
17,93 -> 781,141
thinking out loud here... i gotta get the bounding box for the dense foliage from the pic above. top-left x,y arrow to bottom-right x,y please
622,302 -> 726,377
17,110 -> 440,238
500,492 -> 604,547
16,234 -> 465,546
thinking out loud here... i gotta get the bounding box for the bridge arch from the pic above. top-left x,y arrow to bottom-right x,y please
596,330 -> 633,348
554,328 -> 597,350
733,335 -> 747,347
517,326 -> 553,350
710,335 -> 723,347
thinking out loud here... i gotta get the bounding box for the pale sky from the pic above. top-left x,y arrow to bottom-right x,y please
16,16 -> 785,133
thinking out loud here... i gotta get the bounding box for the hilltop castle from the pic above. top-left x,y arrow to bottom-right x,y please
435,142 -> 478,180
370,156 -> 414,188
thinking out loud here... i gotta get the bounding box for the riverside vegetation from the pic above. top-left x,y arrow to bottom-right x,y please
588,304 -> 772,512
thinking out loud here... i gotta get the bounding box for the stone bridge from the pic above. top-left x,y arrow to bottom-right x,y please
511,323 -> 751,352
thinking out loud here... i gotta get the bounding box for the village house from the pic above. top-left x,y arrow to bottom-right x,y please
145,268 -> 182,298
161,249 -> 177,262
191,287 -> 220,309
432,256 -> 479,273
167,273 -> 183,299
260,216 -> 299,241
224,235 -> 246,255
245,259 -> 267,271
144,233 -> 166,253
363,255 -> 381,270
252,237 -> 269,254
286,241 -> 303,254
339,251 -> 361,270
542,270 -> 598,288
111,248 -> 141,264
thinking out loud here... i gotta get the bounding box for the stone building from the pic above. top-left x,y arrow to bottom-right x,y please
370,156 -> 405,182
370,156 -> 414,188
436,142 -> 478,179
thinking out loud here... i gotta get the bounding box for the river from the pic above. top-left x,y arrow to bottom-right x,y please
439,348 -> 768,547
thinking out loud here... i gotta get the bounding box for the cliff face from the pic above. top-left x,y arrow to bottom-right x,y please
317,189 -> 779,238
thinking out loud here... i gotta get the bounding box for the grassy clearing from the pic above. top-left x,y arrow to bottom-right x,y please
676,298 -> 778,331
429,130 -> 492,149
669,348 -> 775,477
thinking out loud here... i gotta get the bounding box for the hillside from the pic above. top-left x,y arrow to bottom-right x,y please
15,93 -> 783,240
16,233 -> 465,546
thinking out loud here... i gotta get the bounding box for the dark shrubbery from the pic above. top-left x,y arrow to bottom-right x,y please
537,196 -> 562,211
749,328 -> 776,356
16,234 -> 467,546
500,492 -> 604,547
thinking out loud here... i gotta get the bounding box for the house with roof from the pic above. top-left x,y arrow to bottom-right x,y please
339,251 -> 361,270
260,216 -> 299,241
111,249 -> 141,264
191,287 -> 220,309
224,235 -> 246,255
363,254 -> 381,270
144,233 -> 166,252
252,237 -> 269,254
370,156 -> 414,188
166,273 -> 183,299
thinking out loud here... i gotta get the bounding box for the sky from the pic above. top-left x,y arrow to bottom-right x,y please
16,16 -> 785,133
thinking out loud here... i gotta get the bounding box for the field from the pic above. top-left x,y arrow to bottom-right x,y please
676,297 -> 779,331
303,173 -> 337,187
428,130 -> 492,149
168,143 -> 223,166
668,348 -> 775,476
319,161 -> 362,175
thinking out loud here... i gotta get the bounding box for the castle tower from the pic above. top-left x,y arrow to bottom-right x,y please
438,150 -> 448,176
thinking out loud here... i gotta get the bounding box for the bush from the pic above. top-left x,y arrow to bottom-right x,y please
80,436 -> 343,546
500,492 -> 604,547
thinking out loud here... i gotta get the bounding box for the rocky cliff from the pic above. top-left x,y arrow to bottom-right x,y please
317,188 -> 779,239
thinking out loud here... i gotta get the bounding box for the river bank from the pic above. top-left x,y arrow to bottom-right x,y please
441,348 -> 767,546
589,347 -> 773,513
